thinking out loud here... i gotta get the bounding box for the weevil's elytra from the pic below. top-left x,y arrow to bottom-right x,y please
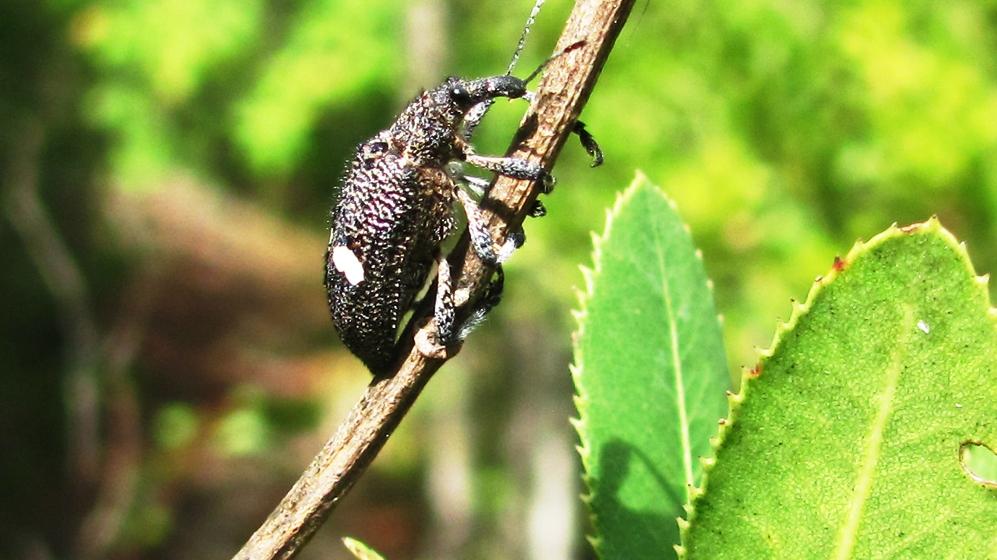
325,6 -> 601,375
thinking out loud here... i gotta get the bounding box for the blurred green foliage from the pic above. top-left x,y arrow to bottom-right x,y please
234,0 -> 401,174
68,0 -> 997,294
4,0 -> 997,557
154,402 -> 200,450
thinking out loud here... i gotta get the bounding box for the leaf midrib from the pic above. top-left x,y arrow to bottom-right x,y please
831,306 -> 916,559
652,216 -> 695,501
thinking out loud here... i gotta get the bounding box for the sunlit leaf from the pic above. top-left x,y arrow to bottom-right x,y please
574,174 -> 730,559
682,220 -> 997,558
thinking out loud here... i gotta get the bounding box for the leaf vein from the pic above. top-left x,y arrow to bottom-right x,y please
831,306 -> 916,560
651,216 -> 695,499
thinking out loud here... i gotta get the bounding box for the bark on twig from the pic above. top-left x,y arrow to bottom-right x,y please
233,1 -> 635,558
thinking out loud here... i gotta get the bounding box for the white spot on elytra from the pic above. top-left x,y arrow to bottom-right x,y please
332,246 -> 365,285
916,320 -> 930,334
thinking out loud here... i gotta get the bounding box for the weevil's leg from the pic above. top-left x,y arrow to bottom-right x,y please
528,199 -> 546,217
456,189 -> 524,264
456,265 -> 505,341
416,253 -> 459,359
465,153 -> 544,180
445,161 -> 486,197
464,153 -> 555,193
572,120 -> 604,167
460,90 -> 535,145
456,172 -> 545,218
420,256 -> 507,357
456,173 -> 491,197
462,100 -> 494,141
430,254 -> 507,346
434,254 -> 457,344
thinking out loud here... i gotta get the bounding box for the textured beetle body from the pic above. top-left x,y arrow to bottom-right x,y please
326,76 -> 537,375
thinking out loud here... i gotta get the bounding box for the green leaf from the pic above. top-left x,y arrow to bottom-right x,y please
573,173 -> 731,559
682,220 -> 997,559
342,537 -> 386,560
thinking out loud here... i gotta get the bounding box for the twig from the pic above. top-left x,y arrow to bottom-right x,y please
3,119 -> 103,484
233,0 -> 635,558
75,266 -> 159,559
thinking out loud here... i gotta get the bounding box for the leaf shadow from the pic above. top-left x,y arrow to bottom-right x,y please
589,438 -> 685,559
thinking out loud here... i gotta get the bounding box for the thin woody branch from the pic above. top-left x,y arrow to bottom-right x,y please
233,1 -> 635,558
449,0 -> 635,323
3,119 -> 103,486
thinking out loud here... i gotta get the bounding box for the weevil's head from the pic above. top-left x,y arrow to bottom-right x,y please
442,40 -> 586,112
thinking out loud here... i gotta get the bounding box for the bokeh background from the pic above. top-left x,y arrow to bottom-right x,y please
3,0 -> 996,558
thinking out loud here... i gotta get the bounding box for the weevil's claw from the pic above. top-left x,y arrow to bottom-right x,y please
573,121 -> 603,167
495,230 -> 524,264
455,265 -> 506,341
529,199 -> 547,218
540,171 -> 556,194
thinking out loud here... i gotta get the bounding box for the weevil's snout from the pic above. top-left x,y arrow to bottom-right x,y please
484,75 -> 528,99
457,76 -> 527,107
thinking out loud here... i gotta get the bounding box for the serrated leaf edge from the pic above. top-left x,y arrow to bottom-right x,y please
571,173 -> 642,559
675,217 -> 997,558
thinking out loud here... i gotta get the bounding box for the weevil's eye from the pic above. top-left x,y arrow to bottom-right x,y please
450,84 -> 472,104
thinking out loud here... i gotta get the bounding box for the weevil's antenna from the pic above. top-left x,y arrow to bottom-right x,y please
463,0 -> 546,141
506,0 -> 545,75
522,39 -> 585,85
